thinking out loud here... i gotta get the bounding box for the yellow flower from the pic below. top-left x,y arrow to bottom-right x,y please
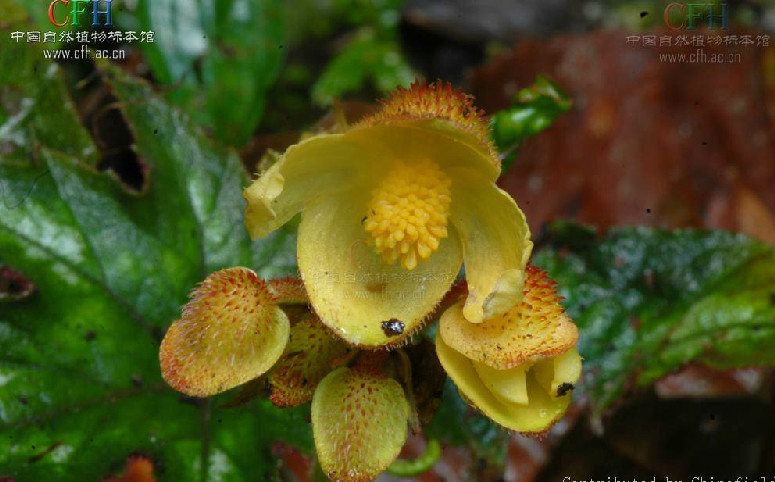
311,359 -> 410,482
160,269 -> 413,482
159,265 -> 582,481
243,81 -> 533,347
436,265 -> 582,433
159,268 -> 291,397
159,84 -> 581,481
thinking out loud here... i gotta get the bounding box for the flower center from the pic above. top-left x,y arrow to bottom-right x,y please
364,159 -> 451,270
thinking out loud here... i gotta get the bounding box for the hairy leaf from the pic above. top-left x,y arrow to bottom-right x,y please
0,36 -> 305,481
534,222 -> 775,416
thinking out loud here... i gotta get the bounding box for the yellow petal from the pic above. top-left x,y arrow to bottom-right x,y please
346,122 -> 500,182
533,348 -> 583,398
159,267 -> 289,397
436,334 -> 572,434
354,81 -> 500,176
448,172 -> 532,323
245,117 -> 500,243
298,191 -> 462,347
312,367 -> 410,482
268,315 -> 353,407
243,133 -> 386,240
440,265 -> 577,370
473,360 -> 530,405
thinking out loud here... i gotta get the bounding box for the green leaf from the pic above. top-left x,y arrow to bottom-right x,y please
0,37 -> 307,482
425,380 -> 509,469
311,27 -> 414,107
134,0 -> 285,146
2,0 -> 73,44
0,4 -> 96,165
330,0 -> 404,29
533,223 -> 775,417
427,223 -> 775,461
490,75 -> 572,172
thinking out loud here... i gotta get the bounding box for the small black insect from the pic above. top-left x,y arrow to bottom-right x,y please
556,382 -> 575,397
381,319 -> 405,337
640,11 -> 648,18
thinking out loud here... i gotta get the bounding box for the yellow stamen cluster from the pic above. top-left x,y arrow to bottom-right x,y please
364,159 -> 451,270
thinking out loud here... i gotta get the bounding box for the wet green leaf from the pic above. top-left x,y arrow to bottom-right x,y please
490,75 -> 572,172
134,0 -> 285,146
0,3 -> 95,164
330,0 -> 404,29
534,223 -> 775,417
0,37 -> 306,481
311,27 -> 413,107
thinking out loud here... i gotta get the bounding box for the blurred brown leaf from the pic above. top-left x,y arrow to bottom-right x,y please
470,31 -> 775,242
